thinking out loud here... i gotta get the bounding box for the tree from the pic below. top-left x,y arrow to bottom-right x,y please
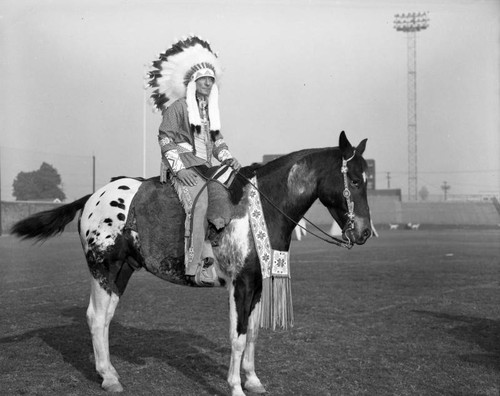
12,162 -> 66,201
419,185 -> 429,201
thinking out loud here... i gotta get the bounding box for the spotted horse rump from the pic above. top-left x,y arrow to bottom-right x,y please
80,178 -> 141,253
79,178 -> 142,295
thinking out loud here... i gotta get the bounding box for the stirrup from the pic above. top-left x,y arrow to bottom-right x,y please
208,223 -> 225,247
194,258 -> 217,287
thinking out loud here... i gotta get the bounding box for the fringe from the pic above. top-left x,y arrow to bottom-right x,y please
160,162 -> 168,183
170,176 -> 195,266
260,276 -> 294,330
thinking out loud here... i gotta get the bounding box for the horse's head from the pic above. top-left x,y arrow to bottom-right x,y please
317,131 -> 372,245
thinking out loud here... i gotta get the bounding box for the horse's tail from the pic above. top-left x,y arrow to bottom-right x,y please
10,195 -> 92,241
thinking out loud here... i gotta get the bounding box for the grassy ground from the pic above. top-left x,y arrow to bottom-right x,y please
0,229 -> 499,395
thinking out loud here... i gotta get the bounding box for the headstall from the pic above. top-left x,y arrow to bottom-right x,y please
340,150 -> 356,244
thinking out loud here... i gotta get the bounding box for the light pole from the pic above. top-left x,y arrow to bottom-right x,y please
143,84 -> 147,179
394,12 -> 429,201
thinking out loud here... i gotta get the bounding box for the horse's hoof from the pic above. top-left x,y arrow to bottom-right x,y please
102,380 -> 123,393
244,381 -> 266,394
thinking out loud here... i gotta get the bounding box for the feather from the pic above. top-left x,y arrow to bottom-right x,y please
145,35 -> 222,112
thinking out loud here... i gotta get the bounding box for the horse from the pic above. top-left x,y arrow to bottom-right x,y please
11,131 -> 372,396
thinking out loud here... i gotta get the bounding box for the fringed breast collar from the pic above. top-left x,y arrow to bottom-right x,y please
248,176 -> 294,330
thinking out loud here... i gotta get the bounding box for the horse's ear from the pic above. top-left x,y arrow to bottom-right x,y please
356,138 -> 367,156
339,131 -> 352,155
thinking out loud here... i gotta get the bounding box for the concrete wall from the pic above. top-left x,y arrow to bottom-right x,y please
367,190 -> 403,224
301,194 -> 499,227
1,201 -> 79,235
302,190 -> 403,225
401,201 -> 500,226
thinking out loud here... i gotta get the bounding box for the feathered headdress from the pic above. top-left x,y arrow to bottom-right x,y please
145,35 -> 223,131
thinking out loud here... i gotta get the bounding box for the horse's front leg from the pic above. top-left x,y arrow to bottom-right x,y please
242,301 -> 266,394
87,276 -> 122,392
227,282 -> 247,396
227,279 -> 266,395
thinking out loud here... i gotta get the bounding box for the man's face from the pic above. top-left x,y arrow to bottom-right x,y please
195,76 -> 215,98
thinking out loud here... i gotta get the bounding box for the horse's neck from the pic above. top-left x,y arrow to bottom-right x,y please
255,152 -> 323,250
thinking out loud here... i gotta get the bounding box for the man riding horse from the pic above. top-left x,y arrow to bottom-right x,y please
11,35 -> 373,396
146,37 -> 241,287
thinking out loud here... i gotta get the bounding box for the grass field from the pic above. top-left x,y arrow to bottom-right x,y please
0,229 -> 499,396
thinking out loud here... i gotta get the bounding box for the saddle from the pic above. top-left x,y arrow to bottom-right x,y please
126,169 -> 237,285
125,177 -> 186,283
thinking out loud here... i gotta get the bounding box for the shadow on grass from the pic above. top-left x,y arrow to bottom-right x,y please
413,310 -> 500,370
0,306 -> 229,394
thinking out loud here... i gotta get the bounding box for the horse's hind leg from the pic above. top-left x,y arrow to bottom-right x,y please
87,276 -> 123,392
242,301 -> 266,394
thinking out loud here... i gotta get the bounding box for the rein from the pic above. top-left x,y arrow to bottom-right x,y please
186,151 -> 357,249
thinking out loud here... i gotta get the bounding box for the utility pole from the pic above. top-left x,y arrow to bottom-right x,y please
143,69 -> 148,179
386,172 -> 391,189
441,181 -> 450,201
394,12 -> 429,201
92,155 -> 96,193
0,147 -> 2,235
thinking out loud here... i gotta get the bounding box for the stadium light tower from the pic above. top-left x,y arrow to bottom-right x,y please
394,12 -> 429,201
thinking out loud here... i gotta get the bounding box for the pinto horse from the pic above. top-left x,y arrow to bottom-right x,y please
11,131 -> 371,396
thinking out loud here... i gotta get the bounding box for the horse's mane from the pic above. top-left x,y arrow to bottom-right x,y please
229,147 -> 339,205
254,148 -> 332,179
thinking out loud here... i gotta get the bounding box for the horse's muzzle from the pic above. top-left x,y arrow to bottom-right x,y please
344,226 -> 371,245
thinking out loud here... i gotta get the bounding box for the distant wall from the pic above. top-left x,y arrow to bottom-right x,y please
1,201 -> 79,235
301,190 -> 500,227
367,190 -> 402,224
401,201 -> 500,226
302,189 -> 403,225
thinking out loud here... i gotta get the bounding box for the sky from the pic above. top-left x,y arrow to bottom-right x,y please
1,0 -> 499,201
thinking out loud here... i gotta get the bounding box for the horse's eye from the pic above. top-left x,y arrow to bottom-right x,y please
351,179 -> 360,187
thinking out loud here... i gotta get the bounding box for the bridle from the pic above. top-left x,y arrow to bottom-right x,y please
190,151 -> 358,249
341,151 -> 356,234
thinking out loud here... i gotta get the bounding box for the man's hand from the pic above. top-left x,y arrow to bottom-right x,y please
177,169 -> 199,186
223,158 -> 242,171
